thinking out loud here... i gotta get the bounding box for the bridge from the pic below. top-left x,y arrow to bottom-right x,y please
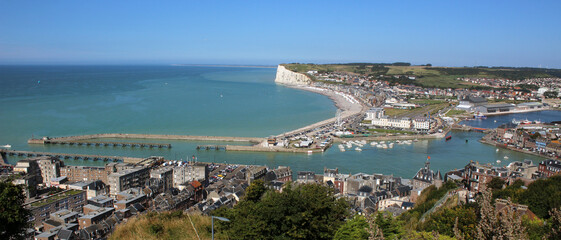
0,149 -> 144,163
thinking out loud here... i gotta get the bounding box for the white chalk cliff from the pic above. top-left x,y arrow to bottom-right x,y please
274,65 -> 311,86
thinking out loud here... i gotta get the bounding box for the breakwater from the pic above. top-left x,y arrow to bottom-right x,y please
0,149 -> 144,164
29,133 -> 264,144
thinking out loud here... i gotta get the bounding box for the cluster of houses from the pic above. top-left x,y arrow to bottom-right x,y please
3,147 -> 560,239
1,156 -> 271,240
491,122 -> 561,158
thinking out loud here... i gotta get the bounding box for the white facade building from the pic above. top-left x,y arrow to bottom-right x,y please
372,117 -> 412,129
365,107 -> 384,120
412,118 -> 431,131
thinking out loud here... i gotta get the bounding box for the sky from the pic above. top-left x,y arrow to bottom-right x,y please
0,1 -> 560,68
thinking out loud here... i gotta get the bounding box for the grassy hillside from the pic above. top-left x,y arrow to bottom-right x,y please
110,211 -> 227,240
282,63 -> 561,89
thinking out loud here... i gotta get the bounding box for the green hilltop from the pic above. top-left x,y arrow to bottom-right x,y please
282,63 -> 561,89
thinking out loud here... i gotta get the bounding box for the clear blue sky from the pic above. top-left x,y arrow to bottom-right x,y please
1,1 -> 560,67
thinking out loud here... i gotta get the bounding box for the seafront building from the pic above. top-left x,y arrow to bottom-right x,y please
366,107 -> 432,132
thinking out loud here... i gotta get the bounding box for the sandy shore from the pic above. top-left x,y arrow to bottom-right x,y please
281,84 -> 364,114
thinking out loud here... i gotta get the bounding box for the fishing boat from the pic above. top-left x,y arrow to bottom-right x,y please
474,112 -> 487,119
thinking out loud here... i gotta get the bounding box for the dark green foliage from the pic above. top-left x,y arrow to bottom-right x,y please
0,181 -> 31,240
392,62 -> 411,66
420,204 -> 478,239
544,91 -> 559,99
492,179 -> 524,202
487,177 -> 506,191
375,212 -> 404,239
243,179 -> 267,202
213,182 -> 350,240
519,175 -> 561,219
333,215 -> 369,240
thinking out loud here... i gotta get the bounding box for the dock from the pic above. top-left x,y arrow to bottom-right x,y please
196,145 -> 227,150
30,133 -> 264,143
0,149 -> 144,164
43,140 -> 171,148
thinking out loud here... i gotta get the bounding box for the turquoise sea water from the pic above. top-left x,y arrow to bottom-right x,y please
0,65 -> 559,178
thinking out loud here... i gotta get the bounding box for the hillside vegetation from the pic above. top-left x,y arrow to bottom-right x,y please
283,63 -> 561,89
110,211 -> 222,240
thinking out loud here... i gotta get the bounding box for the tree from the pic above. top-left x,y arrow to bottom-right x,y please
243,179 -> 267,202
476,190 -> 528,240
214,182 -> 350,240
487,177 -> 505,191
0,181 -> 31,240
334,215 -> 369,240
543,91 -> 558,99
519,175 -> 561,219
546,208 -> 561,239
375,212 -> 404,239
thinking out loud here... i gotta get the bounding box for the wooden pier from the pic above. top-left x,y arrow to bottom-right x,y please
196,145 -> 227,150
0,149 -> 143,163
44,140 -> 171,148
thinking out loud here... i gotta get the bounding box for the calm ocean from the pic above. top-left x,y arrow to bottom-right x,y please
0,65 -> 558,178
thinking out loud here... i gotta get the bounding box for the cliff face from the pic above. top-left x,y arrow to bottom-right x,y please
274,65 -> 311,86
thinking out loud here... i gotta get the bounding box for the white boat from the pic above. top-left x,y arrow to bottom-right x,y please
1,144 -> 11,148
370,141 -> 377,146
503,156 -> 509,160
382,144 -> 388,149
413,139 -> 419,142
496,160 -> 501,163
355,147 -> 362,151
496,149 -> 499,152
389,143 -> 394,148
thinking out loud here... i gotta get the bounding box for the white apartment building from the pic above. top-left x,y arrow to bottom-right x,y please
412,118 -> 431,131
372,117 -> 412,129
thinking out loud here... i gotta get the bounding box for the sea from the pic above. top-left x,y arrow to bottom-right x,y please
1,65 -> 559,178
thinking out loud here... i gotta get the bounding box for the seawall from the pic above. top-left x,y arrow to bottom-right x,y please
274,65 -> 311,86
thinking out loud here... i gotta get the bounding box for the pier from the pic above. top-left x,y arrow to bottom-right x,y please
196,145 -> 227,150
0,149 -> 144,164
451,124 -> 490,133
43,140 -> 171,148
29,133 -> 264,145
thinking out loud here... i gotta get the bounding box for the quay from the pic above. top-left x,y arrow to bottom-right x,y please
42,140 -> 171,148
0,149 -> 144,164
28,133 -> 264,144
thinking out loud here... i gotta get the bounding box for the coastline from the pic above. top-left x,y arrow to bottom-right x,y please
278,83 -> 364,114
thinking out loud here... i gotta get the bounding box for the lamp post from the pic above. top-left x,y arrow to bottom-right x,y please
211,215 -> 230,240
